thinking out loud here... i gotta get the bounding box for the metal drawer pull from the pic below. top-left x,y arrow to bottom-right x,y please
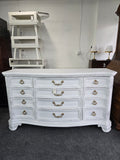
91,111 -> 96,116
22,110 -> 27,115
53,91 -> 64,96
93,80 -> 99,85
20,90 -> 25,95
52,80 -> 64,86
53,101 -> 64,107
92,90 -> 98,95
53,113 -> 64,118
19,80 -> 24,84
92,100 -> 97,105
22,99 -> 26,104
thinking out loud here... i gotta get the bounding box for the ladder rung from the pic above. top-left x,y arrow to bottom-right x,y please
11,36 -> 40,40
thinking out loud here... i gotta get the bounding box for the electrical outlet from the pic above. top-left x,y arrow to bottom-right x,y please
77,51 -> 82,55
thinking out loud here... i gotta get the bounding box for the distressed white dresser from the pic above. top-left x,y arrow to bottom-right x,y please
2,69 -> 116,132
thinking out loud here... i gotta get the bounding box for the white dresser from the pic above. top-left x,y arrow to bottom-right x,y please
2,69 -> 116,132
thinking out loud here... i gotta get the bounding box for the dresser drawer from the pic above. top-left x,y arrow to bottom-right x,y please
11,107 -> 34,119
35,88 -> 81,99
37,109 -> 82,121
34,78 -> 82,88
9,88 -> 33,98
8,77 -> 33,87
84,88 -> 107,98
84,98 -> 106,108
36,99 -> 81,109
83,108 -> 105,120
10,98 -> 34,108
84,77 -> 109,88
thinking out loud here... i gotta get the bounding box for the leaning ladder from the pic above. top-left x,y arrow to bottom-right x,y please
8,11 -> 49,68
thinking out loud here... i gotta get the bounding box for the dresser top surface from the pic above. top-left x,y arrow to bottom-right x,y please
2,68 -> 117,77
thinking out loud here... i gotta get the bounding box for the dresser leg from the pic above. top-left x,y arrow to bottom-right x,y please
8,119 -> 19,131
98,124 -> 101,127
101,120 -> 111,133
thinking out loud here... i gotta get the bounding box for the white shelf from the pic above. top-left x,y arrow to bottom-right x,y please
11,36 -> 40,40
10,65 -> 44,68
38,11 -> 49,20
8,11 -> 49,68
8,11 -> 49,26
9,21 -> 40,26
9,58 -> 44,68
12,44 -> 40,48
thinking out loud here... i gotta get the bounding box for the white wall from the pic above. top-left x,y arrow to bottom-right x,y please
95,0 -> 119,60
0,0 -> 119,68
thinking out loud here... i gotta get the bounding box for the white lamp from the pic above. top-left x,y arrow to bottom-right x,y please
105,45 -> 113,60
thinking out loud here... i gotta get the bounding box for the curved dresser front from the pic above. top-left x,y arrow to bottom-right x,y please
2,68 -> 117,132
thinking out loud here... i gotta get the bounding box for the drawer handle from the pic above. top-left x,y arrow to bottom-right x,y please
22,110 -> 27,115
53,113 -> 64,118
52,101 -> 64,107
92,100 -> 97,105
52,80 -> 64,86
53,91 -> 64,96
92,90 -> 98,95
19,80 -> 24,84
22,99 -> 26,104
91,111 -> 96,116
20,90 -> 25,95
93,80 -> 99,85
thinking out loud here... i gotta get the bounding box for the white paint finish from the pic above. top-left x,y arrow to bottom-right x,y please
10,97 -> 34,108
8,88 -> 33,98
83,108 -> 105,120
84,77 -> 109,87
34,78 -> 82,88
35,88 -> 81,99
84,88 -> 108,98
0,0 -> 118,68
3,68 -> 116,132
8,77 -> 33,87
8,11 -> 39,25
3,68 -> 116,76
8,11 -> 45,68
11,107 -> 34,119
37,110 -> 82,121
84,98 -> 106,108
9,59 -> 44,68
36,99 -> 81,110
